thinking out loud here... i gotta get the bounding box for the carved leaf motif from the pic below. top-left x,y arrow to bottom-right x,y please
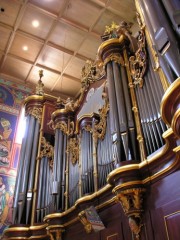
40,137 -> 54,168
26,107 -> 42,123
68,137 -> 79,165
93,101 -> 109,141
129,30 -> 147,87
55,121 -> 68,134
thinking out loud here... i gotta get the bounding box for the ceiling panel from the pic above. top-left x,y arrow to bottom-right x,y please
93,9 -> 125,34
64,57 -> 85,79
108,0 -> 136,21
29,0 -> 66,15
1,57 -> 32,80
0,26 -> 11,51
63,0 -> 102,29
49,21 -> 86,51
0,0 -> 138,99
78,35 -> 102,60
18,6 -> 54,39
9,34 -> 43,62
55,76 -> 81,97
37,45 -> 72,72
0,0 -> 21,27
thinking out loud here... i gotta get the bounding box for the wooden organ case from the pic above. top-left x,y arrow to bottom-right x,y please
3,1 -> 180,239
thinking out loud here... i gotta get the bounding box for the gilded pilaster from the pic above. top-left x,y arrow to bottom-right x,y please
123,49 -> 146,161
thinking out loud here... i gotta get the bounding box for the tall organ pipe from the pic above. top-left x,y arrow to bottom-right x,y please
36,156 -> 44,222
137,0 -> 180,83
52,129 -> 60,194
41,156 -> 48,220
45,162 -> 50,215
26,119 -> 40,223
162,0 -> 180,37
143,0 -> 180,77
18,115 -> 36,223
120,65 -> 137,160
106,62 -> 121,163
61,134 -> 67,210
13,116 -> 30,223
135,88 -> 151,155
112,61 -> 130,160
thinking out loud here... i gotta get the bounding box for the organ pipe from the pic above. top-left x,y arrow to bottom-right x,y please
135,0 -> 171,90
31,102 -> 45,225
13,116 -> 30,223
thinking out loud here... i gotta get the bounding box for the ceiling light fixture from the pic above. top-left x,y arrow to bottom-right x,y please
32,20 -> 39,28
22,45 -> 28,51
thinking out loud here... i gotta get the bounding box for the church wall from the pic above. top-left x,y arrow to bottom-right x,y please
0,78 -> 32,235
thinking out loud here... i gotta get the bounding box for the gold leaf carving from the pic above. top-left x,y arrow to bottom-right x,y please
68,137 -> 79,165
129,30 -> 147,87
26,107 -> 42,123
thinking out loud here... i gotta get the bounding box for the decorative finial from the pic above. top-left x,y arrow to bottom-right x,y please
104,21 -> 119,35
35,70 -> 44,96
39,69 -> 44,80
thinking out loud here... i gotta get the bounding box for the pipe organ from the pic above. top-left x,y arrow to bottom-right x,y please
3,1 -> 180,239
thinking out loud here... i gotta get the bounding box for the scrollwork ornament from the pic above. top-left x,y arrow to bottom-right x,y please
129,30 -> 147,87
81,60 -> 105,89
55,121 -> 68,134
136,12 -> 144,30
40,137 -> 54,168
93,101 -> 109,142
84,124 -> 92,133
104,53 -> 124,66
26,106 -> 42,123
68,137 -> 79,165
78,211 -> 92,234
47,227 -> 64,240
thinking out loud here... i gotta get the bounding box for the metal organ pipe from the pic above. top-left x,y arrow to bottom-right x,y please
61,134 -> 67,210
135,88 -> 151,155
146,73 -> 164,145
45,162 -> 50,215
112,61 -> 130,160
18,115 -> 36,223
13,116 -> 30,223
41,156 -> 48,220
120,65 -> 137,160
52,129 -> 60,194
36,156 -> 44,221
26,119 -> 40,223
97,114 -> 114,189
162,0 -> 180,37
20,116 -> 35,195
56,130 -> 63,211
146,49 -> 167,133
138,0 -> 180,82
112,62 -> 128,133
106,63 -> 122,163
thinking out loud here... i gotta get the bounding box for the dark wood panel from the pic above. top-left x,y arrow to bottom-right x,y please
106,233 -> 118,240
165,211 -> 180,240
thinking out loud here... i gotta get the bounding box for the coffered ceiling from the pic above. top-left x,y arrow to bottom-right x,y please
0,0 -> 138,99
